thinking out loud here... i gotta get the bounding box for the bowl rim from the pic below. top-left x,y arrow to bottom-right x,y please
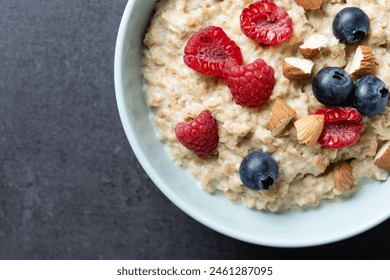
114,0 -> 390,248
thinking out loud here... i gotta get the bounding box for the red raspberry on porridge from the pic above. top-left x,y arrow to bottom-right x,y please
314,107 -> 364,149
223,58 -> 275,108
183,26 -> 243,77
175,110 -> 219,157
240,0 -> 294,46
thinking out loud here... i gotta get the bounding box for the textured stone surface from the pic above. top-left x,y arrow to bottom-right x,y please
0,0 -> 389,259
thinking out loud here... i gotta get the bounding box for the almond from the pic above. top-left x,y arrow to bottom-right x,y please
267,97 -> 297,136
333,161 -> 355,192
374,141 -> 390,170
294,115 -> 324,146
299,34 -> 329,59
282,57 -> 314,80
347,45 -> 375,78
296,0 -> 323,10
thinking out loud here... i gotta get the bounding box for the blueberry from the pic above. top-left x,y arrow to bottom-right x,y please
332,7 -> 370,44
353,75 -> 389,116
312,67 -> 354,106
239,151 -> 278,191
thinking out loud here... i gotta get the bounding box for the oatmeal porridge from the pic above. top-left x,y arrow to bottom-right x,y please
142,0 -> 390,212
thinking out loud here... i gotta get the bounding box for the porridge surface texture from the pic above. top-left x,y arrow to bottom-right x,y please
142,0 -> 390,211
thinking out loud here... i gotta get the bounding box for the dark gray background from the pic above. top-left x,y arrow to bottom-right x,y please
0,0 -> 389,259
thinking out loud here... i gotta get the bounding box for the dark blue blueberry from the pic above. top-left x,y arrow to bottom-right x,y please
332,7 -> 370,44
239,151 -> 278,191
353,75 -> 389,116
312,67 -> 354,106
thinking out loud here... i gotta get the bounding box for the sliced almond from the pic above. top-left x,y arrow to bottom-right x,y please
296,0 -> 323,10
299,34 -> 329,59
347,45 -> 375,78
293,115 -> 324,147
374,141 -> 390,170
282,57 -> 314,80
267,97 -> 297,136
333,161 -> 355,192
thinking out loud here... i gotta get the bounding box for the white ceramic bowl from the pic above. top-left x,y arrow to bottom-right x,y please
114,0 -> 390,247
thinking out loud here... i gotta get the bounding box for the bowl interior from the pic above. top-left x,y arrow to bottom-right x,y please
115,0 -> 390,247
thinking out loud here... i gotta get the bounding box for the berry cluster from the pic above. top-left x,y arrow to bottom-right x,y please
183,24 -> 277,109
310,7 -> 389,150
177,0 -> 293,158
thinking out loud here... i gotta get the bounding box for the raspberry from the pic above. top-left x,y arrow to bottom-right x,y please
240,0 -> 293,46
314,107 -> 364,149
175,110 -> 219,157
183,26 -> 243,77
223,59 -> 275,108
